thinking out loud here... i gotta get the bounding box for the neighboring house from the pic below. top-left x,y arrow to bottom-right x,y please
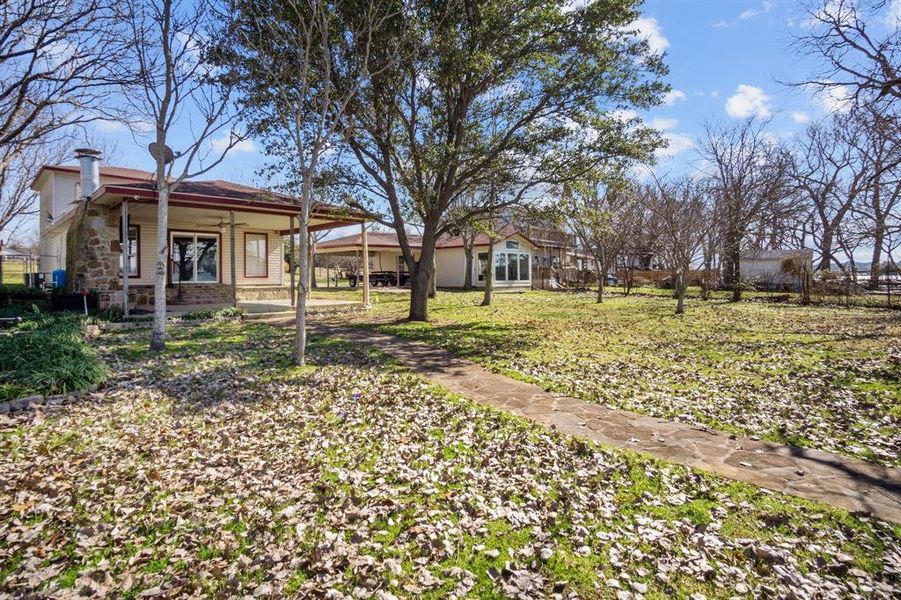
35,149 -> 365,309
316,225 -> 538,289
740,249 -> 813,289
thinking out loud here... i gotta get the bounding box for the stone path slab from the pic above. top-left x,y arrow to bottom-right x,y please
304,323 -> 901,523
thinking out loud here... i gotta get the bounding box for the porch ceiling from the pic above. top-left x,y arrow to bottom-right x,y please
118,200 -> 347,232
317,245 -> 406,255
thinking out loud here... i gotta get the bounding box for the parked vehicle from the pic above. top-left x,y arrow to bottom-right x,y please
348,271 -> 410,288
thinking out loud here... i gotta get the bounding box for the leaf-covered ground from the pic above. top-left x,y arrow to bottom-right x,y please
352,291 -> 901,466
1,322 -> 899,598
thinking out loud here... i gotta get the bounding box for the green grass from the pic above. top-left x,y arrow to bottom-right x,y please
1,321 -> 898,597
351,290 -> 901,465
0,311 -> 108,400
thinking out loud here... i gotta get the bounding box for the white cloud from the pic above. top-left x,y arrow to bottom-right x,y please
561,0 -> 591,12
884,0 -> 901,26
740,1 -> 773,20
725,84 -> 772,118
711,90 -> 720,99
211,135 -> 255,154
649,117 -> 678,131
791,111 -> 810,124
814,83 -> 853,113
94,119 -> 126,133
633,17 -> 669,54
610,109 -> 638,123
657,132 -> 694,159
715,1 -> 773,28
661,89 -> 686,106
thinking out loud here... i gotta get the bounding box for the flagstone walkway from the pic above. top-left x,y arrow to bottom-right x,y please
306,324 -> 901,523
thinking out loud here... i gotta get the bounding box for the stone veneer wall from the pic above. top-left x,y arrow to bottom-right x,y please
64,202 -> 236,309
107,284 -> 235,309
236,286 -> 291,301
66,202 -> 122,298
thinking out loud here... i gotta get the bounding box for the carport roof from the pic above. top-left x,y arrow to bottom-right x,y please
317,225 -> 538,251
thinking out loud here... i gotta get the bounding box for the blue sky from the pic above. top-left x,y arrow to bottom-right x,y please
637,0 -> 863,174
80,0 -> 897,193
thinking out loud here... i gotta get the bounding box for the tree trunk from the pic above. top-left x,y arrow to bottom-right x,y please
428,251 -> 437,298
729,244 -> 741,302
675,271 -> 686,314
289,216 -> 296,307
720,225 -> 743,302
409,266 -> 431,320
149,180 -> 169,352
463,237 -> 473,290
408,232 -> 435,320
594,258 -> 605,303
293,186 -> 311,366
482,236 -> 494,306
869,221 -> 884,289
818,228 -> 835,271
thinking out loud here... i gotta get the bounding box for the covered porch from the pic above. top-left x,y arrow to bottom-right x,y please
88,181 -> 372,314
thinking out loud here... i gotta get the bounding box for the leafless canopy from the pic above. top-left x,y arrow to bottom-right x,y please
698,118 -> 793,299
118,0 -> 245,184
792,0 -> 901,108
0,0 -> 124,168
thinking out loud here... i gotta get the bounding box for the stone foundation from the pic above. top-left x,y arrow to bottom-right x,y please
236,286 -> 291,301
100,284 -> 236,309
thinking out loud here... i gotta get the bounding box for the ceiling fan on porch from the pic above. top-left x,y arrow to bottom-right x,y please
195,217 -> 250,230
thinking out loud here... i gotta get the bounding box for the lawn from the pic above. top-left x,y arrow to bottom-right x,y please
0,322 -> 898,597
350,290 -> 901,466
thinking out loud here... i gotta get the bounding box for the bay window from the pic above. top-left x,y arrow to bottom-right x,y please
171,232 -> 219,283
477,249 -> 530,283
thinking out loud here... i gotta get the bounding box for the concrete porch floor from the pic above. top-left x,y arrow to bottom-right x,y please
164,297 -> 362,315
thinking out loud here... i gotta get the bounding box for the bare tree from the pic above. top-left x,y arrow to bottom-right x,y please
0,0 -> 125,169
118,0 -> 246,352
563,179 -> 638,303
1,133 -> 118,253
792,0 -> 900,108
698,118 -> 792,301
0,141 -> 69,245
792,113 -> 872,271
227,0 -> 395,365
850,105 -> 901,286
643,177 -> 710,314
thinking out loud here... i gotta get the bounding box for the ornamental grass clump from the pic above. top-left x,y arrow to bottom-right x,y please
0,312 -> 108,400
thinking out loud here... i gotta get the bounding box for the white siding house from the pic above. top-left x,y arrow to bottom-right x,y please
741,249 -> 813,289
317,225 -> 537,289
32,154 -> 364,308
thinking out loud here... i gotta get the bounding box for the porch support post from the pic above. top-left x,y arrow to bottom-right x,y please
396,253 -> 400,288
121,198 -> 130,319
289,214 -> 296,307
229,210 -> 237,307
361,222 -> 370,307
308,232 -> 314,290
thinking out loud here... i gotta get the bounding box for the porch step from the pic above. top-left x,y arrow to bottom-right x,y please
236,286 -> 291,301
241,304 -> 365,323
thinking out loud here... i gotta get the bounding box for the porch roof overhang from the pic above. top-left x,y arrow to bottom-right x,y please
91,184 -> 367,233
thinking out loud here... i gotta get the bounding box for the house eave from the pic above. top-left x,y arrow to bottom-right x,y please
93,185 -> 367,223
